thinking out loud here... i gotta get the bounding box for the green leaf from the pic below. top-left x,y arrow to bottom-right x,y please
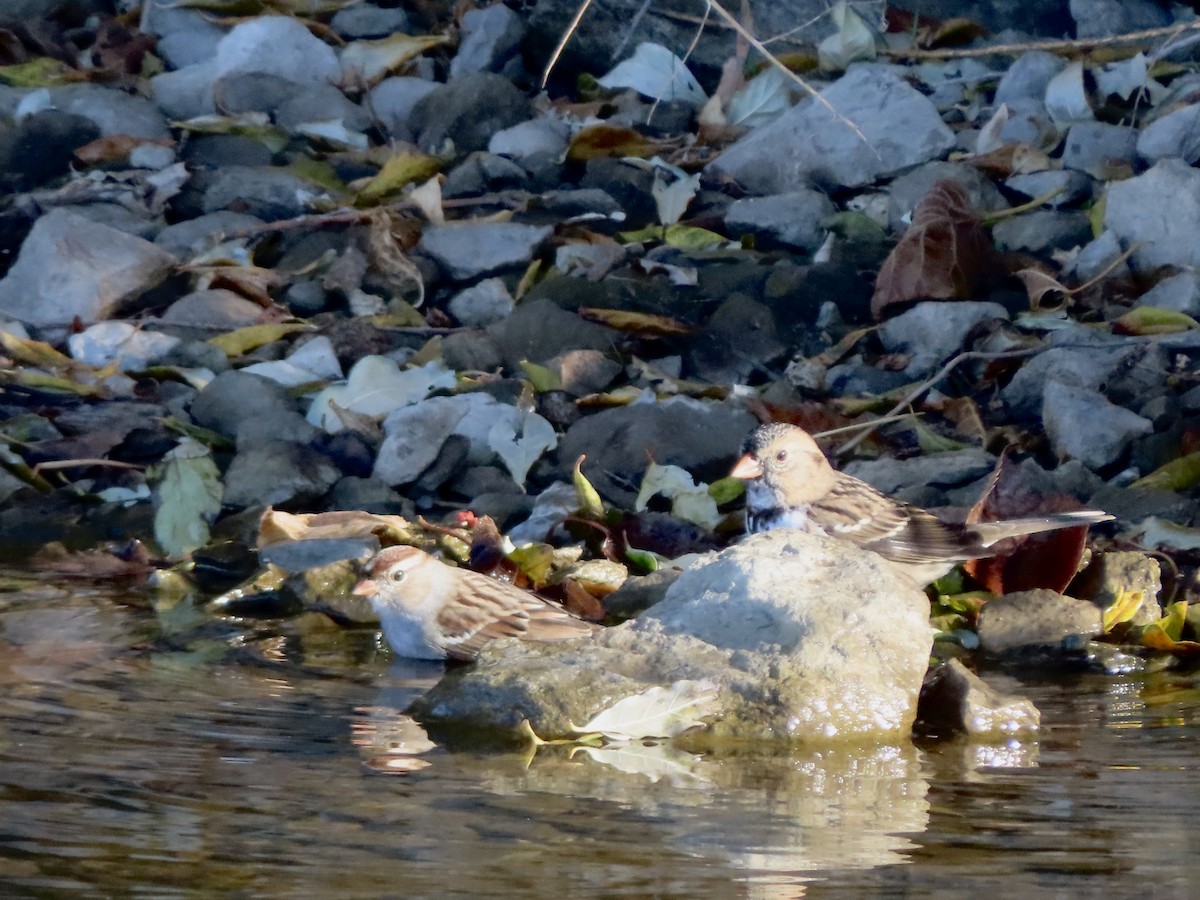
623,545 -> 659,574
0,58 -> 73,87
662,224 -> 728,250
573,455 -> 605,517
912,420 -> 971,454
507,544 -> 555,587
519,359 -> 562,393
707,476 -> 746,506
208,323 -> 312,357
150,438 -> 223,559
1112,306 -> 1199,336
1130,452 -> 1200,491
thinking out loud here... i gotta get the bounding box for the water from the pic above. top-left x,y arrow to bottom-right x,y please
2,573 -> 1199,898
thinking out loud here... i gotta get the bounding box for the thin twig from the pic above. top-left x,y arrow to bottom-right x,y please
812,411 -> 920,440
541,0 -> 597,89
835,348 -> 1040,457
881,19 -> 1200,60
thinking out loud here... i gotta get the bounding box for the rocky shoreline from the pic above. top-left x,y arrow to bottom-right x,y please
2,0 -> 1200,742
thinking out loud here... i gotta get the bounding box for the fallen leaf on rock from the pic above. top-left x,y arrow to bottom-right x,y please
150,438 -> 223,559
1102,587 -> 1145,632
1112,306 -> 1198,336
725,66 -> 793,129
487,410 -> 557,486
819,0 -> 876,72
74,134 -> 170,166
258,508 -> 417,548
508,543 -> 555,587
1015,267 -> 1071,310
1130,452 -> 1200,491
173,113 -> 288,153
354,152 -> 441,206
339,33 -> 449,86
1140,601 -> 1200,654
871,179 -> 992,320
969,141 -> 1054,177
596,42 -> 707,105
208,322 -> 312,357
567,124 -> 660,162
306,357 -> 457,430
571,454 -> 606,519
1134,517 -> 1200,551
0,57 -> 72,86
963,456 -> 1092,594
635,461 -> 720,529
558,577 -> 606,620
568,679 -> 719,741
578,307 -> 695,336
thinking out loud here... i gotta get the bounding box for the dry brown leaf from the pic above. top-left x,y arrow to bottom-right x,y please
566,124 -> 661,162
365,208 -> 425,307
963,456 -> 1092,594
257,507 -> 416,548
968,143 -> 1054,178
1015,267 -> 1071,310
871,179 -> 992,321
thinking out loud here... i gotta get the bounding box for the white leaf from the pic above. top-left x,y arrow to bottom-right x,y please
597,42 -> 707,106
151,438 -> 223,559
487,410 -> 557,486
726,67 -> 794,129
574,742 -> 710,784
975,102 -> 1011,155
409,175 -> 444,226
635,461 -> 720,528
306,357 -> 456,431
569,679 -> 719,741
1135,516 -> 1200,552
1045,61 -> 1094,126
818,0 -> 877,73
651,169 -> 700,225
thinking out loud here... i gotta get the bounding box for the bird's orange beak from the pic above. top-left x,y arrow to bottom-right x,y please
730,453 -> 762,479
351,578 -> 375,597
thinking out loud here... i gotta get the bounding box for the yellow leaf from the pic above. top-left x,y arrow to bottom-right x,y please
573,455 -> 605,517
1140,601 -> 1200,654
1112,306 -> 1198,336
0,332 -> 75,370
508,543 -> 556,587
354,153 -> 442,206
519,359 -> 562,393
578,307 -> 695,336
207,323 -> 312,357
0,58 -> 73,87
662,224 -> 728,250
1102,587 -> 1145,632
618,225 -> 665,244
1130,452 -> 1200,491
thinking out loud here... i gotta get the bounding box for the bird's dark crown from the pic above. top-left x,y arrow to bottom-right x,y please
742,422 -> 797,455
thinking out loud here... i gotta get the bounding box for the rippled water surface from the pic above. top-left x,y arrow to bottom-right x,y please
2,573 -> 1199,898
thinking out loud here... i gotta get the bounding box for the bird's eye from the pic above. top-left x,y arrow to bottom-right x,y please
389,570 -> 405,584
775,449 -> 788,462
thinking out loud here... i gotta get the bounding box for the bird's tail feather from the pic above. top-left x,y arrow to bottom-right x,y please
976,510 -> 1113,546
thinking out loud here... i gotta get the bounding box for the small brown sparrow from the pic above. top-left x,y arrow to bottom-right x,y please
353,546 -> 599,661
731,423 -> 1114,586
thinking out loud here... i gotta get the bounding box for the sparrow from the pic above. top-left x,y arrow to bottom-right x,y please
352,545 -> 599,662
730,423 -> 1114,586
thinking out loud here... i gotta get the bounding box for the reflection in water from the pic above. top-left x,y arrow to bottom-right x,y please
1,578 -> 1200,896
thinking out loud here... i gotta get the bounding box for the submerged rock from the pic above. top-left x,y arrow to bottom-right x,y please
410,531 -> 933,745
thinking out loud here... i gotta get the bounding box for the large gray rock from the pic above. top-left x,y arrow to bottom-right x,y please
222,439 -> 341,508
1105,159 -> 1200,271
189,370 -> 296,438
977,588 -> 1101,656
1137,103 -> 1200,165
450,4 -> 525,79
707,64 -> 955,193
48,84 -> 171,140
723,189 -> 834,252
411,531 -> 934,743
486,298 -> 617,368
1001,343 -> 1169,418
558,397 -> 756,506
215,16 -> 340,87
1042,380 -> 1152,470
878,300 -> 1009,377
419,222 -> 552,281
409,72 -> 533,156
994,50 -> 1067,105
0,210 -> 175,328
